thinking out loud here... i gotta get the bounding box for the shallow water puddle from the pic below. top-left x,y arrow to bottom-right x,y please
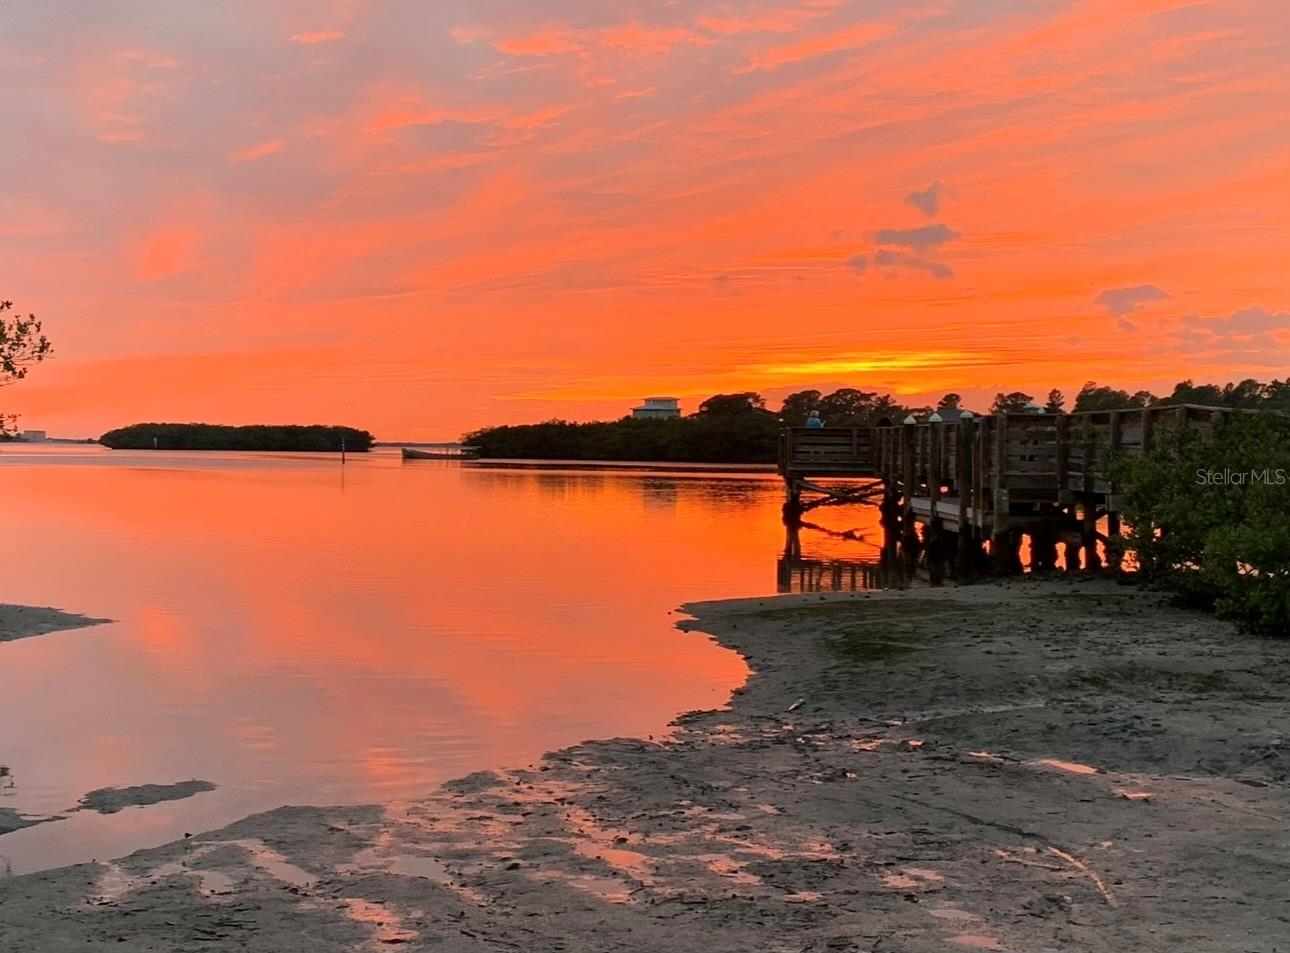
531,869 -> 639,904
345,845 -> 451,882
225,839 -> 316,888
882,867 -> 944,891
782,890 -> 823,903
1114,788 -> 1155,801
340,897 -> 420,946
686,852 -> 764,886
89,848 -> 237,904
1033,758 -> 1101,776
571,840 -> 655,881
557,801 -> 655,881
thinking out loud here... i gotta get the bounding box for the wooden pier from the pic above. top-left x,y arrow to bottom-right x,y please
779,404 -> 1241,575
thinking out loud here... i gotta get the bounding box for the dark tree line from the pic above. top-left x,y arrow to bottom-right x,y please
100,423 -> 375,452
467,377 -> 1290,464
467,389 -> 931,462
464,410 -> 779,463
990,379 -> 1290,415
778,388 -> 929,426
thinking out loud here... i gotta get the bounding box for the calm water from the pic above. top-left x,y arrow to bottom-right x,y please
0,446 -> 884,874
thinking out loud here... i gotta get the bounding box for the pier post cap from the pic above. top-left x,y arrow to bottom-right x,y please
902,414 -> 918,425
960,410 -> 974,419
928,411 -> 943,423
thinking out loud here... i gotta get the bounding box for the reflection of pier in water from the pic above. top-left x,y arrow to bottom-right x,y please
777,521 -> 910,593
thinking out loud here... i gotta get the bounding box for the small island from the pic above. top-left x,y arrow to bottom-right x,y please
99,423 -> 375,452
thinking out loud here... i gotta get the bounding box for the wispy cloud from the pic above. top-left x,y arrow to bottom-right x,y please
1095,284 -> 1168,317
874,223 -> 958,251
229,137 -> 286,162
737,20 -> 895,72
905,182 -> 941,217
874,249 -> 953,280
291,31 -> 344,45
132,226 -> 200,282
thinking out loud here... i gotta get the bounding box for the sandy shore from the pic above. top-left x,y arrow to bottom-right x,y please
3,580 -> 1288,952
0,604 -> 109,645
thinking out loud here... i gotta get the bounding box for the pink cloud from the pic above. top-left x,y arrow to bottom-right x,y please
132,227 -> 200,282
77,48 -> 184,144
737,19 -> 897,72
496,28 -> 585,57
229,137 -> 287,162
290,31 -> 344,45
696,3 -> 844,37
494,21 -> 708,58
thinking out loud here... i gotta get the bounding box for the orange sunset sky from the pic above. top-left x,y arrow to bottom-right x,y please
3,0 -> 1288,439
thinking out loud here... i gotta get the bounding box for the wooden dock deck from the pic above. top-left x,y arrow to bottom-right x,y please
779,404 -> 1242,573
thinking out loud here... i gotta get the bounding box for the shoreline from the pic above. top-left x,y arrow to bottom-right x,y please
462,458 -> 777,474
3,580 -> 1288,951
0,604 -> 110,645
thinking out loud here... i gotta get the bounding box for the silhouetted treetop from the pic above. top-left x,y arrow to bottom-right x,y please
989,391 -> 1035,414
1073,382 -> 1154,412
0,300 -> 52,387
697,392 -> 768,416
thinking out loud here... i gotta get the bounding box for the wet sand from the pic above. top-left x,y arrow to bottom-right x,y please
2,580 -> 1288,952
0,604 -> 109,644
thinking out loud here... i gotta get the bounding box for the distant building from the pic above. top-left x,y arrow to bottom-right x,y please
21,430 -> 47,442
632,397 -> 681,420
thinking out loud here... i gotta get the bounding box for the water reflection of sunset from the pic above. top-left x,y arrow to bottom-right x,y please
2,449 -> 879,872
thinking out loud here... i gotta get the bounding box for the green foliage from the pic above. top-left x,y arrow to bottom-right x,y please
99,423 -> 374,452
1266,380 -> 1290,411
1113,413 -> 1290,635
1044,388 -> 1065,413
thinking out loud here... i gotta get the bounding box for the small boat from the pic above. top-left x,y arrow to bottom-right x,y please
401,446 -> 480,460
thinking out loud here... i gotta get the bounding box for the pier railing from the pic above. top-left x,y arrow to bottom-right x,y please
781,404 -> 1241,525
